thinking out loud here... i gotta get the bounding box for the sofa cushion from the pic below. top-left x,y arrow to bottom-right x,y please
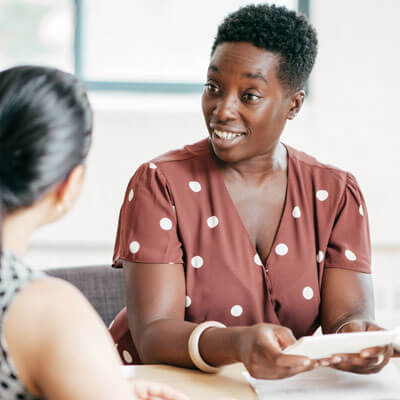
45,266 -> 125,327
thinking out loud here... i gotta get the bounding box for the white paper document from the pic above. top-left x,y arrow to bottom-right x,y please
245,362 -> 400,399
283,329 -> 400,359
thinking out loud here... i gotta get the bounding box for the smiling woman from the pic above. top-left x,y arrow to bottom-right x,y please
203,42 -> 299,163
110,4 -> 396,379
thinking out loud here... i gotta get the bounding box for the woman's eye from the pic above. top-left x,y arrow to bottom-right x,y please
242,93 -> 261,102
204,83 -> 219,95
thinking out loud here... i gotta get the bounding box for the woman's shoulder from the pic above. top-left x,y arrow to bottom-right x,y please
151,138 -> 210,165
286,144 -> 354,186
131,139 -> 211,185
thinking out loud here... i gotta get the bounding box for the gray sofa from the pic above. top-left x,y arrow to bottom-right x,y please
45,266 -> 125,327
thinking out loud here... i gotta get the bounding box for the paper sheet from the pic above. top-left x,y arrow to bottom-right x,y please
245,362 -> 400,399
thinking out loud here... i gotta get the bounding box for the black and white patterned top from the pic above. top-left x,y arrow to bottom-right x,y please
0,248 -> 45,400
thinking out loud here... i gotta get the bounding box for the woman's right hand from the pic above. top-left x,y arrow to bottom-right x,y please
235,323 -> 317,379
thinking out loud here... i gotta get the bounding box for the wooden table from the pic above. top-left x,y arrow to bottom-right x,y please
124,360 -> 400,400
123,363 -> 257,399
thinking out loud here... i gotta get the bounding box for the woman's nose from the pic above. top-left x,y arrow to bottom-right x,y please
213,96 -> 238,122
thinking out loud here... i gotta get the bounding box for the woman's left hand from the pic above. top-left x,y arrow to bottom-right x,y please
324,320 -> 393,374
131,380 -> 189,400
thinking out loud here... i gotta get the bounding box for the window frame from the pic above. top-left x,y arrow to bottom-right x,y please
73,0 -> 310,93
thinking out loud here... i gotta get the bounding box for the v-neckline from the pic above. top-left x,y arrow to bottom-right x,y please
209,142 -> 292,267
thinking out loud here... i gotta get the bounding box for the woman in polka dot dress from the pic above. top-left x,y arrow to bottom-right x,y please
111,5 -> 396,378
0,66 -> 186,400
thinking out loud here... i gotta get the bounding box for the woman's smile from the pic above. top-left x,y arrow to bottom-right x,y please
211,127 -> 247,150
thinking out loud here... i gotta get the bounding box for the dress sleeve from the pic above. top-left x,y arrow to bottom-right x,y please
113,163 -> 183,267
324,173 -> 371,273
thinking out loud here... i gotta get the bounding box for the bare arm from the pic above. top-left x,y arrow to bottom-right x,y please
320,267 -> 375,333
4,277 -> 185,400
123,261 -> 239,367
320,268 -> 393,372
124,261 -> 316,379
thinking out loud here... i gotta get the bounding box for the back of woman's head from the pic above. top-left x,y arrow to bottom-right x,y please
0,65 -> 92,214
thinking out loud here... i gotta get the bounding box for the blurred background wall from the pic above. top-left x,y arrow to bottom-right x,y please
1,0 -> 399,327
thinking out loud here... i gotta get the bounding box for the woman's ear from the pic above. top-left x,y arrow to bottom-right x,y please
287,90 -> 305,120
54,165 -> 86,216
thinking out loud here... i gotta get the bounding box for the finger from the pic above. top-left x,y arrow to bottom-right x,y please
331,351 -> 391,374
318,357 -> 332,367
272,327 -> 312,368
259,330 -> 312,369
330,363 -> 379,374
363,344 -> 393,358
260,328 -> 294,362
329,354 -> 348,365
133,381 -> 188,400
365,322 -> 383,332
275,326 -> 297,348
330,352 -> 376,368
285,360 -> 319,377
338,320 -> 365,333
146,386 -> 189,400
360,346 -> 386,358
393,348 -> 400,358
330,356 -> 368,372
346,354 -> 379,367
133,382 -> 148,398
253,326 -> 313,372
332,363 -> 385,374
275,353 -> 313,368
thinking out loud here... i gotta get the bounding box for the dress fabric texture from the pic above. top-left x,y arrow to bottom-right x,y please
0,248 -> 45,399
110,139 -> 371,365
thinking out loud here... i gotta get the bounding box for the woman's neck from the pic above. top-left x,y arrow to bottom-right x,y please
215,141 -> 288,184
2,208 -> 39,257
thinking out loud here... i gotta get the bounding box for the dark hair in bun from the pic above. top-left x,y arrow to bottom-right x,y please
0,65 -> 92,264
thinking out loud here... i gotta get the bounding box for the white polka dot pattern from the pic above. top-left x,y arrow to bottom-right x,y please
191,256 -> 204,269
230,305 -> 243,317
129,241 -> 140,254
149,163 -> 157,169
292,206 -> 301,218
122,350 -> 133,364
303,286 -> 314,300
359,205 -> 364,216
254,254 -> 263,266
160,217 -> 173,230
128,189 -> 134,202
275,243 -> 288,256
207,216 -> 219,228
189,181 -> 202,192
316,190 -> 329,201
345,249 -> 357,261
185,296 -> 191,308
317,251 -> 324,263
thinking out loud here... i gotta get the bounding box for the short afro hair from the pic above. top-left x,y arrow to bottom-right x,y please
211,4 -> 318,92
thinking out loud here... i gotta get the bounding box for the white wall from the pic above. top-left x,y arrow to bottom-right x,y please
28,0 -> 400,265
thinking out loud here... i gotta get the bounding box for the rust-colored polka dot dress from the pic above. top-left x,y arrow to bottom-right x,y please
111,139 -> 371,365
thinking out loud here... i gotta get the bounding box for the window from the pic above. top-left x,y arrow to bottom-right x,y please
0,0 -> 73,72
75,0 -> 308,93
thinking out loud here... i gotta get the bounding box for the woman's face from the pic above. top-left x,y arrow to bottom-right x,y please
202,42 -> 298,164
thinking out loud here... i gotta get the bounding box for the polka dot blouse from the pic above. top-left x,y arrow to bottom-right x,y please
111,139 -> 371,364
